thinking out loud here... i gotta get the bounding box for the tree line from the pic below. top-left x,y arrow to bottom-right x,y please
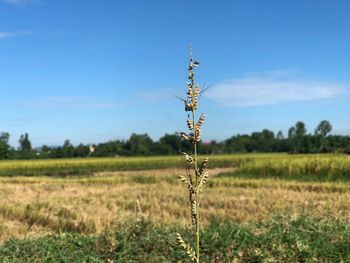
0,120 -> 349,159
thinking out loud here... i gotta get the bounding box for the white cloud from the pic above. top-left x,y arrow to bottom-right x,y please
0,31 -> 31,39
0,0 -> 35,4
21,96 -> 120,110
0,32 -> 17,38
205,70 -> 348,107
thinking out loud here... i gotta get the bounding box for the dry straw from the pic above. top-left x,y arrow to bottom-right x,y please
176,47 -> 210,263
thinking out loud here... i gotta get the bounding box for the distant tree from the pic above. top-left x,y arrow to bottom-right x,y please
41,145 -> 51,153
262,129 -> 275,140
225,134 -> 250,153
200,140 -> 224,154
38,145 -> 51,158
63,139 -> 71,148
0,132 -> 10,159
158,134 -> 182,154
250,129 -> 275,152
19,133 -> 32,152
314,120 -> 332,152
62,139 -> 74,158
288,122 -> 307,153
315,120 -> 332,137
18,133 -> 34,159
296,122 -> 308,153
52,147 -> 64,158
295,121 -> 307,137
152,134 -> 181,155
94,140 -> 125,157
288,127 -> 296,139
75,143 -> 90,157
126,133 -> 153,155
276,130 -> 284,140
0,119 -> 348,159
0,132 -> 10,144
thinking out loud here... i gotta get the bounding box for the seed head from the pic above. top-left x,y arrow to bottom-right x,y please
184,101 -> 193,112
196,114 -> 206,129
197,172 -> 209,193
198,157 -> 209,176
191,201 -> 197,225
176,233 -> 197,262
187,119 -> 194,130
181,152 -> 195,164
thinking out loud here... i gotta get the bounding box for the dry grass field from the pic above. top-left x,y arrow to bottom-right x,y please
2,160 -> 350,245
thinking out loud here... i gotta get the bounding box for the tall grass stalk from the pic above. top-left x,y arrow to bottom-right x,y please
176,47 -> 209,262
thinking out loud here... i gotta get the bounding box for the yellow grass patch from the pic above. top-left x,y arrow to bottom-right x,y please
1,167 -> 350,243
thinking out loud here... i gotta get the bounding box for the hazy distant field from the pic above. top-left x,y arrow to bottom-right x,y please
2,154 -> 350,261
0,153 -> 350,178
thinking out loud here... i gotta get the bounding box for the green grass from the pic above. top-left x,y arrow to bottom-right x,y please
0,154 -> 284,177
1,153 -> 350,179
0,156 -> 185,176
0,154 -> 278,177
1,213 -> 350,262
237,154 -> 350,180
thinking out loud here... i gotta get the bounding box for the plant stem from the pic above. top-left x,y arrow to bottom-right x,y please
192,109 -> 200,263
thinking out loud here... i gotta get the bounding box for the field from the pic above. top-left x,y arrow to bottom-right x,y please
1,154 -> 350,262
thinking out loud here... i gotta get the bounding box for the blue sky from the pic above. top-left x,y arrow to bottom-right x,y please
1,0 -> 350,147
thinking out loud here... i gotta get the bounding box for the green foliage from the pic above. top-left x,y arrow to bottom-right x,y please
0,119 -> 350,159
0,132 -> 11,159
19,133 -> 32,152
125,133 -> 154,156
315,120 -> 332,137
1,214 -> 350,262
